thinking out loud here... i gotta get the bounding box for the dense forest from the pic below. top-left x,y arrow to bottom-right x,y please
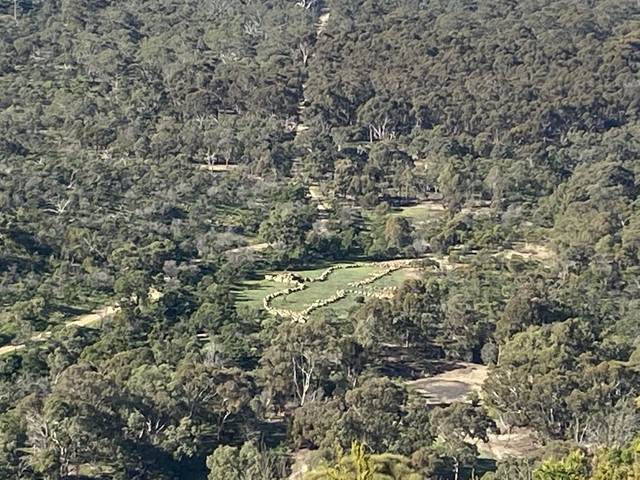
1,0 -> 640,478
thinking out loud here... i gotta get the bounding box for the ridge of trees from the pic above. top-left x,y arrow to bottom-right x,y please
1,0 -> 640,478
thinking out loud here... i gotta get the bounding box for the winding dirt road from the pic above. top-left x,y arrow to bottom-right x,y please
0,305 -> 118,357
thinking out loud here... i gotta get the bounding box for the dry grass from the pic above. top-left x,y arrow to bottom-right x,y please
495,242 -> 554,262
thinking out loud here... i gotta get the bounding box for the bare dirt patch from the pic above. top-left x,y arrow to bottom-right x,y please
289,448 -> 313,480
199,164 -> 239,172
227,242 -> 269,254
476,428 -> 540,461
407,363 -> 489,405
494,242 -> 554,263
0,305 -> 118,357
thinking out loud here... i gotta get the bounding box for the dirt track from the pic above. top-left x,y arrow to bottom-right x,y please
199,164 -> 238,172
227,242 -> 269,254
0,305 -> 118,357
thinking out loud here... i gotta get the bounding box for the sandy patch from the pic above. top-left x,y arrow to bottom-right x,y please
407,363 -> 489,405
199,164 -> 238,172
495,242 -> 554,262
227,242 -> 269,254
0,305 -> 117,357
476,428 -> 540,461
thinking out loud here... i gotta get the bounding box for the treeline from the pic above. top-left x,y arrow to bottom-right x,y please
298,0 -> 640,208
305,0 -> 639,144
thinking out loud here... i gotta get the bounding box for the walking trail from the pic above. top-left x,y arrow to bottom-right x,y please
0,289 -> 162,357
0,305 -> 119,357
290,1 -> 330,179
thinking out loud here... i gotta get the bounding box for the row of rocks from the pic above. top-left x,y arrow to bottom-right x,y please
261,259 -> 428,323
264,272 -> 308,284
347,267 -> 395,288
345,259 -> 425,288
301,289 -> 347,315
263,283 -> 306,310
347,286 -> 398,300
315,263 -> 366,282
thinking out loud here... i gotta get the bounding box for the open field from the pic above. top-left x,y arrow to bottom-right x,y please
397,201 -> 446,225
236,261 -> 428,319
407,363 -> 489,405
271,265 -> 379,307
477,428 -> 540,461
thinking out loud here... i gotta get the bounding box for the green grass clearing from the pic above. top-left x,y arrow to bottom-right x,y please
396,202 -> 445,225
271,265 -> 381,311
237,262 -> 424,319
235,280 -> 288,311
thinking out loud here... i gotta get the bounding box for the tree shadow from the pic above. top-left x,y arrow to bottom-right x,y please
374,344 -> 457,381
54,304 -> 93,317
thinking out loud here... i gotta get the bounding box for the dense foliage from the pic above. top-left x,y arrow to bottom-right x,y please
1,0 -> 640,479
